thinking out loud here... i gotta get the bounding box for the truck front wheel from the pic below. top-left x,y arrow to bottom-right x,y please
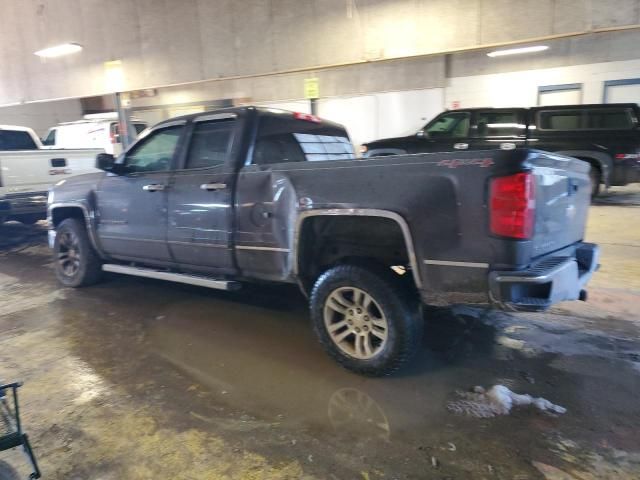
310,264 -> 423,376
53,218 -> 103,287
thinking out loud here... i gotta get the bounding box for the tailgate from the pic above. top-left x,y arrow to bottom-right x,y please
528,151 -> 591,258
0,149 -> 102,193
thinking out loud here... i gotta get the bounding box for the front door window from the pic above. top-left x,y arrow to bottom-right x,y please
124,126 -> 183,173
424,112 -> 470,139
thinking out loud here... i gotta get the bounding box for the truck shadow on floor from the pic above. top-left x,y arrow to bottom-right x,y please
81,274 -> 501,379
0,221 -> 47,253
593,185 -> 640,206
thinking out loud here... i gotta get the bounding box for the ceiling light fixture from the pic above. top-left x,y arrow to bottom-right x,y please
487,45 -> 549,57
34,43 -> 83,58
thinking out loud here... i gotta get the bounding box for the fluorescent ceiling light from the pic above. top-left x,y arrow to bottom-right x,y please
487,45 -> 549,57
34,43 -> 83,58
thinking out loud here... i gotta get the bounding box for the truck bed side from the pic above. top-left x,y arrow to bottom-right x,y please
235,148 -> 591,303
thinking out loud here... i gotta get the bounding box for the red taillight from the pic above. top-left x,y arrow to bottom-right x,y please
490,172 -> 535,239
615,153 -> 640,159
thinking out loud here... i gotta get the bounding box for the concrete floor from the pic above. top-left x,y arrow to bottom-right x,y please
0,186 -> 639,479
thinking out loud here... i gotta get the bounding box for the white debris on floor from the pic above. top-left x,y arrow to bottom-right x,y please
447,385 -> 567,418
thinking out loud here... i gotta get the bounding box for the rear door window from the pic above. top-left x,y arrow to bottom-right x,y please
474,110 -> 524,137
537,110 -> 583,130
185,120 -> 235,169
253,114 -> 354,165
0,130 -> 38,150
424,112 -> 470,139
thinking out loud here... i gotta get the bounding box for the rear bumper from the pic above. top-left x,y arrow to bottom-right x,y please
489,242 -> 599,311
611,155 -> 640,186
0,192 -> 48,217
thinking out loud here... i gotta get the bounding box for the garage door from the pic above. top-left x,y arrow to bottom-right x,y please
604,80 -> 640,104
538,84 -> 582,106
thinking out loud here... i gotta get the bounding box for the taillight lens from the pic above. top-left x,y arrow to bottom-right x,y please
490,172 -> 535,239
615,153 -> 640,160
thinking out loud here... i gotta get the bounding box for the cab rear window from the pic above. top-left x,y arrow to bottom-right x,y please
0,130 -> 38,150
253,114 -> 354,165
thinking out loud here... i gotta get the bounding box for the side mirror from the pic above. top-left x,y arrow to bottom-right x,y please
96,153 -> 115,171
416,130 -> 429,139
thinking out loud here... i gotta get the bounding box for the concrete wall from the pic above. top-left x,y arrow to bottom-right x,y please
0,99 -> 83,137
1,0 -> 640,104
446,58 -> 640,109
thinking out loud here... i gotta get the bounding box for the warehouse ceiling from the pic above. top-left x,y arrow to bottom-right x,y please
1,0 -> 640,105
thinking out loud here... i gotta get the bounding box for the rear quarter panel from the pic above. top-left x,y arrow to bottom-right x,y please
238,149 -> 555,302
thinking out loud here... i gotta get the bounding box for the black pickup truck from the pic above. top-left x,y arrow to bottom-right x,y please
47,107 -> 599,376
362,103 -> 640,197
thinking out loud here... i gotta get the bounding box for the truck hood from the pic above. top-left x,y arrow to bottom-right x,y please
49,171 -> 106,204
365,135 -> 414,148
52,171 -> 106,190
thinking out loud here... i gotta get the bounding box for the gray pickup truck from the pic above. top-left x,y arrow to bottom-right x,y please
47,107 -> 599,376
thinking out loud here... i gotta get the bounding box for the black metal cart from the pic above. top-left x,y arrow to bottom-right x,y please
0,383 -> 40,479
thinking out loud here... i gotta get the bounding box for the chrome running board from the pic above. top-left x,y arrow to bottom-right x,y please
102,264 -> 240,291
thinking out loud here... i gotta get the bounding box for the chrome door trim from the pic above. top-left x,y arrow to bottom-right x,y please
236,245 -> 290,253
424,259 -> 489,268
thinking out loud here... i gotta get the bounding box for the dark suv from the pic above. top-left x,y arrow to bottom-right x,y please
362,103 -> 640,196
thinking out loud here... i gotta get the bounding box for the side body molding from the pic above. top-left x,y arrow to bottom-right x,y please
293,208 -> 423,290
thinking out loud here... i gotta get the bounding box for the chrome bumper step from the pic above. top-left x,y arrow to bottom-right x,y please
102,264 -> 241,291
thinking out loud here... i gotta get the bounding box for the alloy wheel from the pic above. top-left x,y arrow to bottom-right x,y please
324,287 -> 388,359
57,230 -> 81,277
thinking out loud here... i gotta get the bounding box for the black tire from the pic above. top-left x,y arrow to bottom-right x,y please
0,461 -> 20,480
310,263 -> 423,376
53,218 -> 103,287
589,165 -> 601,198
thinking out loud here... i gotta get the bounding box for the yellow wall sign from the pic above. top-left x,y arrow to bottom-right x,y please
304,78 -> 319,99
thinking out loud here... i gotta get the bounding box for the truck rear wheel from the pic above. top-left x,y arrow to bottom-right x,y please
53,218 -> 103,287
310,263 -> 422,376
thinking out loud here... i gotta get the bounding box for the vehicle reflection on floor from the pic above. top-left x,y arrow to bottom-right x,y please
327,387 -> 391,442
132,280 -> 500,446
0,220 -> 47,252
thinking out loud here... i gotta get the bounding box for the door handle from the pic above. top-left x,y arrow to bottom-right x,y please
200,183 -> 227,191
142,184 -> 166,192
453,143 -> 469,150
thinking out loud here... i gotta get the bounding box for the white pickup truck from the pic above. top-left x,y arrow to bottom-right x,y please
0,125 -> 103,224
